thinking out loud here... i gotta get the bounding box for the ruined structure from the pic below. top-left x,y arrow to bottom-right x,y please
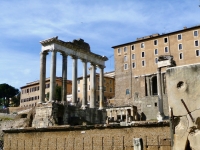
39,37 -> 108,109
32,37 -> 108,127
166,63 -> 200,150
106,105 -> 137,125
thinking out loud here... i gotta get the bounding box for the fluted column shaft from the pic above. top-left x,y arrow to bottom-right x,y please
90,64 -> 96,108
99,66 -> 104,109
62,54 -> 67,102
71,56 -> 78,105
49,50 -> 57,101
157,67 -> 164,121
81,59 -> 87,109
39,52 -> 48,103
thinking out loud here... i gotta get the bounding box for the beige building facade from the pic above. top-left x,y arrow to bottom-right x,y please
112,25 -> 200,120
20,77 -> 72,107
77,71 -> 115,107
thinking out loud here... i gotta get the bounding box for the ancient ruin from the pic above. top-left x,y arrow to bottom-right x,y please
166,63 -> 200,150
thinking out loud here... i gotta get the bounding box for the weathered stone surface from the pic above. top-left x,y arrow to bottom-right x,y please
166,64 -> 200,116
166,64 -> 200,150
3,125 -> 171,150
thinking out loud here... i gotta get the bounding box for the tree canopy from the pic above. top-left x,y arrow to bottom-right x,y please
0,83 -> 19,107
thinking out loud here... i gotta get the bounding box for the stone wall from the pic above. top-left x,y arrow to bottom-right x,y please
32,102 -> 106,128
3,123 -> 171,150
166,63 -> 200,150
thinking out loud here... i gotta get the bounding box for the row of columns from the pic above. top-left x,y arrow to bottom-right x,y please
145,73 -> 166,96
107,107 -> 137,123
39,51 -> 105,109
157,68 -> 164,121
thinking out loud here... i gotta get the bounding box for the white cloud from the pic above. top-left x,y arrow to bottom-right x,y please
0,0 -> 199,89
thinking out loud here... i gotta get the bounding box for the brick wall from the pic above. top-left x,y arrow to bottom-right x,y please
3,124 -> 171,150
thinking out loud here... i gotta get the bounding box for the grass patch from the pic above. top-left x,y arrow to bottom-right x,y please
0,117 -> 14,121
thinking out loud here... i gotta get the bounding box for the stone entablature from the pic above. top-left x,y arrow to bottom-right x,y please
40,36 -> 108,66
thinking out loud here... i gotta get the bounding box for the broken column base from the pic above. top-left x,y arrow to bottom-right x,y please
32,102 -> 60,128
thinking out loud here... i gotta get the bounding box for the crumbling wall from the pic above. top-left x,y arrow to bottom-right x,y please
166,63 -> 200,150
32,102 -> 106,128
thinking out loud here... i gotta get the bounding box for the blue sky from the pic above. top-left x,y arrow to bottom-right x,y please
0,0 -> 200,89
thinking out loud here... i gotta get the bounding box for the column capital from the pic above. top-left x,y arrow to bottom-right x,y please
97,65 -> 105,69
81,59 -> 87,63
90,62 -> 96,66
157,67 -> 161,72
40,51 -> 48,55
71,55 -> 78,59
60,52 -> 68,57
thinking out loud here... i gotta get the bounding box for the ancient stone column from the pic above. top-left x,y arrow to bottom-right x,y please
49,50 -> 57,102
157,67 -> 164,121
150,78 -> 153,96
99,65 -> 104,110
81,59 -> 87,109
39,51 -> 48,103
90,63 -> 96,108
146,76 -> 150,96
71,55 -> 78,105
61,54 -> 67,102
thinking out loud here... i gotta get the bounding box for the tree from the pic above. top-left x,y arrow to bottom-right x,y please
11,92 -> 20,107
46,85 -> 62,101
0,83 -> 19,107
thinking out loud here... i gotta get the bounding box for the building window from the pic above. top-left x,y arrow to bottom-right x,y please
164,47 -> 168,53
118,48 -> 121,54
132,54 -> 135,60
141,52 -> 145,58
154,49 -> 158,55
155,58 -> 158,64
110,88 -> 112,92
194,30 -> 198,37
104,87 -> 106,91
124,55 -> 127,61
77,80 -> 80,84
142,60 -> 145,67
124,64 -> 128,70
154,40 -> 158,45
89,85 -> 90,90
141,42 -> 145,48
131,45 -> 135,50
178,44 -> 183,50
126,89 -> 130,95
178,34 -> 182,40
124,47 -> 127,53
195,40 -> 199,47
196,50 -> 200,56
179,53 -> 183,59
164,37 -> 168,43
78,87 -> 80,92
132,62 -> 136,68
110,80 -> 112,84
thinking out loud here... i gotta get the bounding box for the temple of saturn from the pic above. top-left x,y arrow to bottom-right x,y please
39,36 -> 108,109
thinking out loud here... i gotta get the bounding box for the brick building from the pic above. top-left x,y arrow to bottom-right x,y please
112,25 -> 200,120
20,77 -> 72,107
77,71 -> 115,107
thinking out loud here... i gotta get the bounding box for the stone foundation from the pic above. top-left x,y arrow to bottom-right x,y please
3,122 -> 171,150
